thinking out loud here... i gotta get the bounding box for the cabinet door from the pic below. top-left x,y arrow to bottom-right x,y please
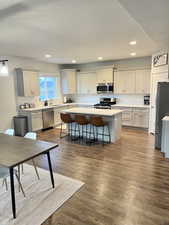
135,70 -> 150,94
61,72 -> 68,94
77,72 -> 97,94
121,108 -> 133,126
61,70 -> 76,94
114,71 -> 135,94
133,109 -> 149,128
54,106 -> 73,126
97,68 -> 113,83
31,111 -> 43,131
67,70 -> 76,94
54,109 -> 62,126
23,71 -> 39,96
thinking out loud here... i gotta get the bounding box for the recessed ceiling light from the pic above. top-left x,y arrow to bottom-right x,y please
98,57 -> 103,60
129,41 -> 137,45
130,52 -> 136,56
72,60 -> 76,63
45,54 -> 52,58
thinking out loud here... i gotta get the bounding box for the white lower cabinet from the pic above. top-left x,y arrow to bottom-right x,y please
112,106 -> 149,128
133,109 -> 149,128
54,105 -> 75,126
121,108 -> 133,126
31,111 -> 43,131
24,105 -> 149,131
54,108 -> 62,126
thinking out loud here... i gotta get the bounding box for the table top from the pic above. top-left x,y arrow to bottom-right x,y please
62,107 -> 123,117
0,134 -> 58,168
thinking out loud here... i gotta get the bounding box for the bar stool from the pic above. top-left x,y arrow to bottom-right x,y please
90,116 -> 111,145
74,115 -> 89,141
60,113 -> 75,139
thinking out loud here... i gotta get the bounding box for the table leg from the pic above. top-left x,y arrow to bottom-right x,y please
46,152 -> 55,188
9,167 -> 16,219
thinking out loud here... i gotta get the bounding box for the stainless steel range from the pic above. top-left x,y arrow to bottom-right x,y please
94,98 -> 116,109
94,103 -> 112,109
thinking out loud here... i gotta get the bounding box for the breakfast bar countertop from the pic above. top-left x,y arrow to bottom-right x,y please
62,107 -> 123,117
20,103 -> 93,112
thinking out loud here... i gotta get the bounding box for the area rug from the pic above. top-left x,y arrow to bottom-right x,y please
0,164 -> 84,225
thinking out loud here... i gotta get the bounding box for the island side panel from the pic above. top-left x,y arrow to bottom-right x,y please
108,113 -> 122,142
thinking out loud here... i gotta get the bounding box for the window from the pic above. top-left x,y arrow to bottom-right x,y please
39,76 -> 59,101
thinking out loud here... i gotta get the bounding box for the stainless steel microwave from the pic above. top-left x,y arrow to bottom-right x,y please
97,83 -> 114,93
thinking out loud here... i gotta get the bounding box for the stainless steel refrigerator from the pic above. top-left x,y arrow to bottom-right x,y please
155,82 -> 169,149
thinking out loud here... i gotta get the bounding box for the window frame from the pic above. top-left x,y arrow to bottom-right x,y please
38,72 -> 61,101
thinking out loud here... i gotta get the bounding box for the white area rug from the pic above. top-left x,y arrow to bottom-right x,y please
0,165 -> 84,225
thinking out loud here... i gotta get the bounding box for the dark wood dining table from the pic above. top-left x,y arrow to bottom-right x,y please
0,133 -> 58,219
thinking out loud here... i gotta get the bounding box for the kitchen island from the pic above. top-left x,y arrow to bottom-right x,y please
62,107 -> 123,143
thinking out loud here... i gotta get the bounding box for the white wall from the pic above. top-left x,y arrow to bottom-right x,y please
151,50 -> 169,75
0,75 -> 16,131
0,56 -> 59,131
149,50 -> 169,133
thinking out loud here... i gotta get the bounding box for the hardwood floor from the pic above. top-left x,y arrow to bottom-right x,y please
36,127 -> 169,225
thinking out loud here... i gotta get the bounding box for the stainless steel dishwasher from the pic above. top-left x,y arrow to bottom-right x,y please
42,108 -> 54,129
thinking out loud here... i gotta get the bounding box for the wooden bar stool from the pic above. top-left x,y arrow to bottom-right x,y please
74,115 -> 89,141
60,113 -> 75,139
90,116 -> 111,145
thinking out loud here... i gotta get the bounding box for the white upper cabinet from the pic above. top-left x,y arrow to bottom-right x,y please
114,70 -> 135,94
23,71 -> 40,96
96,68 -> 113,83
16,68 -> 40,97
61,69 -> 76,94
77,72 -> 97,94
114,69 -> 151,94
135,70 -> 150,94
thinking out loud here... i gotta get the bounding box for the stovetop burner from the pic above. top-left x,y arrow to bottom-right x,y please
94,103 -> 112,109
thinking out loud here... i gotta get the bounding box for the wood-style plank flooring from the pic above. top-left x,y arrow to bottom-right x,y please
36,127 -> 169,225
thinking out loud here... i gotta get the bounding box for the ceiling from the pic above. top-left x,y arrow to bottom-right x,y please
0,0 -> 168,64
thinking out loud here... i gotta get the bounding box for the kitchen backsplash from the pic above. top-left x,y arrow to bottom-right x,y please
16,94 -> 146,110
16,96 -> 63,109
69,94 -> 146,105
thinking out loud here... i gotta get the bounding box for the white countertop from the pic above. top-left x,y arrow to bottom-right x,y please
111,104 -> 150,108
20,102 -> 149,112
62,107 -> 123,117
20,103 -> 93,112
